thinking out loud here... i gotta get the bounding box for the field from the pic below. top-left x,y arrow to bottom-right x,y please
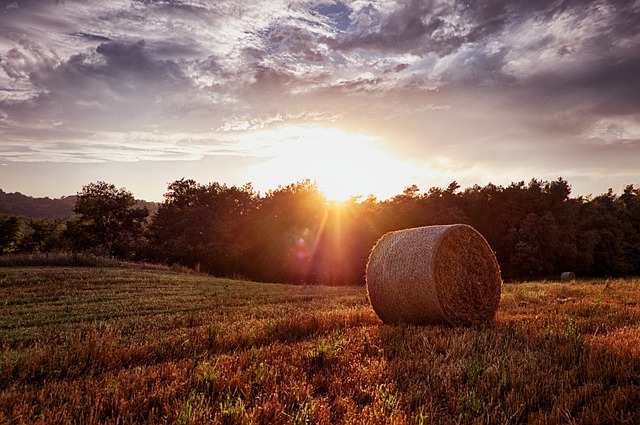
2,265 -> 640,424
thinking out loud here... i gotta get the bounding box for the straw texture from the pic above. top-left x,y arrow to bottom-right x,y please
561,271 -> 576,281
366,224 -> 502,326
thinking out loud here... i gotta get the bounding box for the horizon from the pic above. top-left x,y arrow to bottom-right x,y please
1,1 -> 639,202
1,175 -> 636,204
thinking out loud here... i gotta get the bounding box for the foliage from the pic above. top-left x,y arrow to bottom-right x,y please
242,180 -> 328,283
2,178 -> 640,281
2,266 -> 640,424
0,214 -> 23,254
19,218 -> 66,253
145,179 -> 257,276
67,181 -> 149,259
146,177 -> 640,282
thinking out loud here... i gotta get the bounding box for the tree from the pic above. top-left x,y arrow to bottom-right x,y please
20,218 -> 65,253
619,184 -> 640,275
425,181 -> 467,225
244,180 -> 327,283
0,214 -> 23,254
66,175 -> 640,281
576,189 -> 629,276
146,179 -> 258,276
509,211 -> 560,278
68,181 -> 148,259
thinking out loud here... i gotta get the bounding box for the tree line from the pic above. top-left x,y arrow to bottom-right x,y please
1,178 -> 639,283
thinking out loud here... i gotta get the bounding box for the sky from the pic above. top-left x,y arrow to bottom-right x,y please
1,0 -> 639,202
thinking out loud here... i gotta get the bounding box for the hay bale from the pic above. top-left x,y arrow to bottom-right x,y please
365,224 -> 502,326
561,271 -> 576,281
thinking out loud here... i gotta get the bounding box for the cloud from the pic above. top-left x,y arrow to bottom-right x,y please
326,0 -> 510,56
0,0 -> 638,198
70,32 -> 112,43
0,126 -> 262,163
93,40 -> 184,83
218,110 -> 344,132
2,39 -> 198,131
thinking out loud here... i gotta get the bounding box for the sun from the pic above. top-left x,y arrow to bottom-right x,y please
244,126 -> 415,201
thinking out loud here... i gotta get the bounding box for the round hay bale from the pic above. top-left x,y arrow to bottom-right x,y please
561,271 -> 576,281
365,224 -> 502,326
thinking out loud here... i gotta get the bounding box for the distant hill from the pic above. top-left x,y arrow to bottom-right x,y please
0,190 -> 76,220
0,189 -> 158,221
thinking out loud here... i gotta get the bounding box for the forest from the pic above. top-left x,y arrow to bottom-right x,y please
1,177 -> 639,283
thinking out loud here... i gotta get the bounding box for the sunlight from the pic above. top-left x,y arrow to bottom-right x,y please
244,126 -> 416,201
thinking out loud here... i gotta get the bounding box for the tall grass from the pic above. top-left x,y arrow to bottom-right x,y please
1,267 -> 640,424
0,253 -> 185,272
0,253 -> 149,268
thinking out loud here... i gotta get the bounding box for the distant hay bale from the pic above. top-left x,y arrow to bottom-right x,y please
561,272 -> 576,281
365,224 -> 502,326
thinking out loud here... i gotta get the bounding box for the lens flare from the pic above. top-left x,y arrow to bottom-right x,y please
244,126 -> 416,201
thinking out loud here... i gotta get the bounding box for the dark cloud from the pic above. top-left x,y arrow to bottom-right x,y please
94,40 -> 184,82
525,54 -> 640,116
244,65 -> 298,98
330,1 -> 447,54
1,0 -> 59,10
70,32 -> 111,43
26,40 -> 188,100
146,39 -> 204,59
327,0 -> 511,56
191,55 -> 229,82
440,46 -> 513,86
324,0 -> 639,85
377,0 -> 640,142
133,0 -> 185,5
383,63 -> 409,74
1,39 -> 194,131
128,0 -> 210,16
265,24 -> 327,62
313,2 -> 352,31
610,1 -> 640,38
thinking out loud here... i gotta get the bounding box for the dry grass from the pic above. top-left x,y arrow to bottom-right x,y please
2,267 -> 640,424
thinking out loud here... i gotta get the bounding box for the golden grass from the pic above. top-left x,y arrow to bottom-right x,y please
1,267 -> 640,424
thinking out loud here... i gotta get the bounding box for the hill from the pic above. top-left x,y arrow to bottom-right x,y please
0,189 -> 76,220
0,189 -> 157,220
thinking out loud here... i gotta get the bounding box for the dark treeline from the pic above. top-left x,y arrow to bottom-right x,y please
1,178 -> 639,283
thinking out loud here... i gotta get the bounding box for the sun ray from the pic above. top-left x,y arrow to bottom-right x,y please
244,125 -> 416,201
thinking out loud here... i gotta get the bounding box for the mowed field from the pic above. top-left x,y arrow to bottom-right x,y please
2,266 -> 640,424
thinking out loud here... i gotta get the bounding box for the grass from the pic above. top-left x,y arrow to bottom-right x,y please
0,253 -> 127,268
1,266 -> 640,424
